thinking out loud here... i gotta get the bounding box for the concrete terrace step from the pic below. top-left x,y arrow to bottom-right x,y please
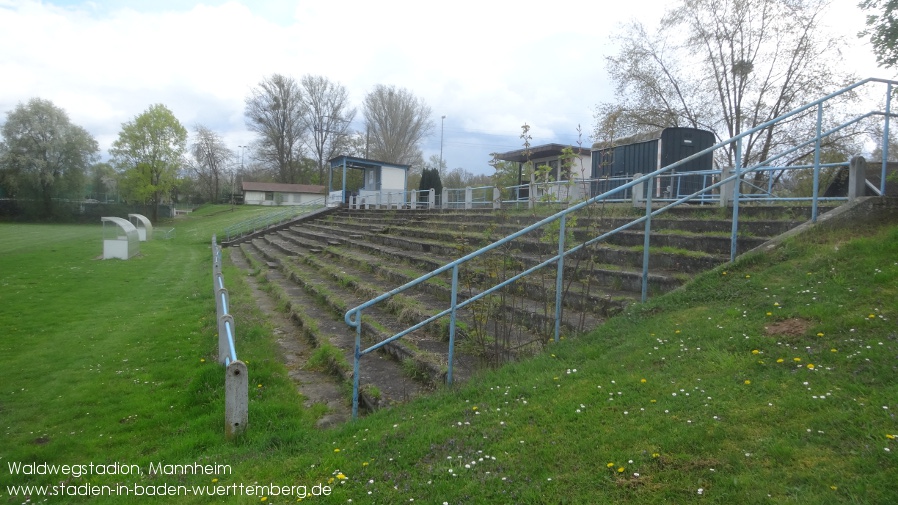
236,243 -> 428,411
246,238 -> 481,387
259,230 -> 582,354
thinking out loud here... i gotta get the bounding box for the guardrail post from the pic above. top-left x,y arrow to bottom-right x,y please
631,173 -> 644,208
428,189 -> 435,209
729,139 -> 743,262
464,187 -> 472,209
554,215 -> 566,342
218,313 -> 235,365
441,188 -> 449,209
848,156 -> 867,201
225,360 -> 248,439
493,187 -> 501,210
641,178 -> 654,303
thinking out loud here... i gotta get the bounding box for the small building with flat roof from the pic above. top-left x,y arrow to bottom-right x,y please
241,182 -> 326,206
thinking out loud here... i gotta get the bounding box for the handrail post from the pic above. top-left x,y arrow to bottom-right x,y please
554,215 -> 567,342
883,82 -> 892,196
447,265 -> 459,383
429,188 -> 435,209
730,139 -> 743,262
812,103 -> 823,222
641,177 -> 653,303
351,312 -> 362,420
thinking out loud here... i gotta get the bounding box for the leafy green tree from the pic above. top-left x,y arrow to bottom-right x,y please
860,0 -> 898,68
110,104 -> 187,222
0,98 -> 98,216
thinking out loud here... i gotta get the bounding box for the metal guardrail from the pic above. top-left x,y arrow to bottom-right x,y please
342,77 -> 898,419
222,198 -> 326,242
212,236 -> 248,438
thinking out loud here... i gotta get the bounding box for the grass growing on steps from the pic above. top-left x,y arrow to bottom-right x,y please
2,205 -> 896,504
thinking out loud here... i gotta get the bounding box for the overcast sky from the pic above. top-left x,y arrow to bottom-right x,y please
0,0 -> 893,176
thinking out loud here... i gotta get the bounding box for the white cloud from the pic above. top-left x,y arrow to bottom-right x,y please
0,0 -> 890,175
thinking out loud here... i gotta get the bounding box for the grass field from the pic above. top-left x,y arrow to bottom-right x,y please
1,205 -> 896,504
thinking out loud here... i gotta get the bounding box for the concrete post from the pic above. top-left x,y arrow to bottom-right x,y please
631,173 -> 644,208
848,156 -> 867,201
528,182 -> 536,209
218,313 -> 235,365
719,167 -> 736,207
428,188 -> 435,209
225,360 -> 248,439
442,188 -> 449,210
493,187 -> 501,209
464,187 -> 473,209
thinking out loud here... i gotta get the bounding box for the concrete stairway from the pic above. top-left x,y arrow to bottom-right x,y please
229,204 -> 819,414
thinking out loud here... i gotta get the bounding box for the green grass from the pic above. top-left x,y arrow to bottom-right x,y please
1,205 -> 897,504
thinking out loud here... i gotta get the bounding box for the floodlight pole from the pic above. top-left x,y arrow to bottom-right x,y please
439,115 -> 446,173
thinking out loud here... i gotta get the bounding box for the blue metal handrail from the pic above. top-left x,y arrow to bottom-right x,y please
344,77 -> 897,419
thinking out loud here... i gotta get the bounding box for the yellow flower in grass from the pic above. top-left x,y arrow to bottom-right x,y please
617,467 -> 625,473
766,312 -> 772,316
751,349 -> 760,355
334,448 -> 340,453
776,358 -> 784,363
793,357 -> 802,362
744,380 -> 751,385
807,364 -> 815,369
640,378 -> 647,383
886,434 -> 895,440
816,332 -> 824,337
606,462 -> 615,468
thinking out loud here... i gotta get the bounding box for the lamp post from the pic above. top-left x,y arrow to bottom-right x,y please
439,115 -> 446,173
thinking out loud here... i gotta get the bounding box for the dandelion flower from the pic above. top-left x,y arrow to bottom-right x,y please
751,350 -> 760,355
831,485 -> 838,491
831,349 -> 837,353
816,332 -> 824,337
200,358 -> 205,363
766,312 -> 772,316
652,453 -> 660,458
334,448 -> 341,453
744,380 -> 751,385
793,357 -> 802,362
776,358 -> 784,363
606,462 -> 615,468
774,302 -> 780,306
887,434 -> 895,440
807,364 -> 815,369
617,467 -> 625,473
640,378 -> 647,383
472,406 -> 478,411
869,314 -> 876,319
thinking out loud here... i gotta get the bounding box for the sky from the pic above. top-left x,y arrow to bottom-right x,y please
0,0 -> 893,176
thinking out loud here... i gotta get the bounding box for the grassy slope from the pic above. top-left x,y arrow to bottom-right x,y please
1,206 -> 896,504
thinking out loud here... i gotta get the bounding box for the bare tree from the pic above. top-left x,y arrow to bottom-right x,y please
299,75 -> 356,183
596,0 -> 855,173
190,125 -> 232,203
244,74 -> 306,183
363,84 -> 434,166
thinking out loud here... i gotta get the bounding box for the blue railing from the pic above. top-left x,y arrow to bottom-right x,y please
222,198 -> 326,242
212,236 -> 248,438
343,77 -> 897,419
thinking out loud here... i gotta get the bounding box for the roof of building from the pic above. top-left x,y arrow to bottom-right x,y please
241,181 -> 326,194
494,143 -> 588,163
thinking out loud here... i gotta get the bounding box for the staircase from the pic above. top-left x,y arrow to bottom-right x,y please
229,203 -> 825,414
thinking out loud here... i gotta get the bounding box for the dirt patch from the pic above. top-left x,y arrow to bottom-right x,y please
764,317 -> 812,338
228,250 -> 350,428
